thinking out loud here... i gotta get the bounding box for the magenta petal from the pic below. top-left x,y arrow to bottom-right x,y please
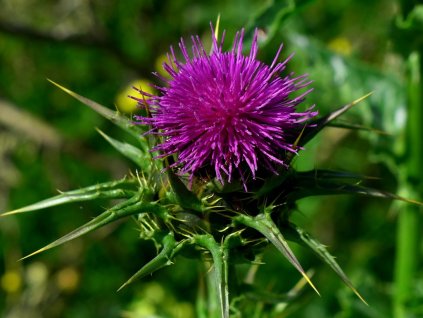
134,26 -> 317,187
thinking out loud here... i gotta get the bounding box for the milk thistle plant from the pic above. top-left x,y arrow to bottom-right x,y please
3,24 -> 417,317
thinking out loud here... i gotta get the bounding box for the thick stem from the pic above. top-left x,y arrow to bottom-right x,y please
195,234 -> 229,318
394,203 -> 421,318
393,51 -> 423,318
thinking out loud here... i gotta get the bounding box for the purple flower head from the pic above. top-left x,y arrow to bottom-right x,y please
134,25 -> 317,187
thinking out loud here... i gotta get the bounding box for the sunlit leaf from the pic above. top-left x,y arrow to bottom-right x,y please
118,232 -> 179,291
48,79 -> 145,141
297,92 -> 373,148
1,177 -> 137,216
20,193 -> 164,260
97,129 -> 151,172
234,213 -> 319,295
284,223 -> 367,304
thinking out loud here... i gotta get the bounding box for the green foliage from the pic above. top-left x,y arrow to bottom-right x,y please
4,86 -> 417,317
1,1 -> 422,317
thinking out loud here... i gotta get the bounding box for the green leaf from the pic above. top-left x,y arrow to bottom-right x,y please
167,169 -> 203,213
48,79 -> 145,140
255,169 -> 372,200
195,234 -> 229,318
234,213 -> 319,295
297,92 -> 373,148
288,170 -> 423,205
118,232 -> 180,291
238,283 -> 293,304
284,223 -> 367,304
1,177 -> 137,216
245,0 -> 313,47
245,0 -> 295,46
97,129 -> 151,172
296,169 -> 374,182
396,5 -> 423,30
254,169 -> 293,199
327,121 -> 390,135
20,192 -> 163,260
287,29 -> 408,138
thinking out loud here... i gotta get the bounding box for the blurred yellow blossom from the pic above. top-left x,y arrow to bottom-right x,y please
115,79 -> 155,114
1,270 -> 22,294
328,37 -> 352,56
56,266 -> 80,293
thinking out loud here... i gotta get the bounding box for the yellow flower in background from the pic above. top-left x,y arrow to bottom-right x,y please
328,37 -> 352,56
155,54 -> 172,79
1,270 -> 22,294
115,79 -> 155,114
56,266 -> 80,293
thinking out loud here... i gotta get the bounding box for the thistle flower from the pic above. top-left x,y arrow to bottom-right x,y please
135,26 -> 317,186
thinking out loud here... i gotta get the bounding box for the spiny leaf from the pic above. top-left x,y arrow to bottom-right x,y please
211,14 -> 221,55
284,223 -> 367,305
118,233 -> 179,291
97,128 -> 151,171
327,121 -> 390,135
195,234 -> 229,318
234,213 -> 319,296
167,168 -> 203,213
255,169 -> 371,201
288,172 -> 423,205
1,178 -> 137,216
20,193 -> 163,260
48,79 -> 144,140
255,169 -> 293,199
296,169 -> 378,182
298,92 -> 373,147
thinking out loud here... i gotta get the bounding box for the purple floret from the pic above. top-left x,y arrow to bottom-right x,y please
134,26 -> 317,187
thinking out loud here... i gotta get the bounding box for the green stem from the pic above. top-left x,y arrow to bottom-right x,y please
394,204 -> 421,318
196,263 -> 208,318
206,259 -> 221,318
393,51 -> 423,318
195,234 -> 229,318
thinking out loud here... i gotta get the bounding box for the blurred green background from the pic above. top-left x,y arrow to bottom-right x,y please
1,0 -> 422,317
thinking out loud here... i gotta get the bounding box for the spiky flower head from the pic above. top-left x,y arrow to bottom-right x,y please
135,26 -> 317,186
